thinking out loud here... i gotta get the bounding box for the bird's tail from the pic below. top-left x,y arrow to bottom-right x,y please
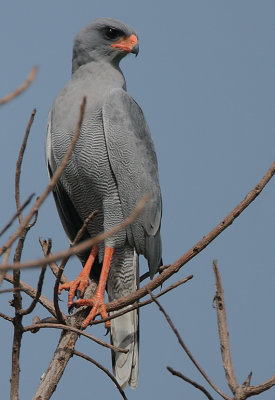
107,246 -> 139,389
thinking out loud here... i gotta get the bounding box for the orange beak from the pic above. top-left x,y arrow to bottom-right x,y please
110,34 -> 139,54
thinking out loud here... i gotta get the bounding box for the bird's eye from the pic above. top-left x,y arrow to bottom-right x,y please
105,27 -> 122,40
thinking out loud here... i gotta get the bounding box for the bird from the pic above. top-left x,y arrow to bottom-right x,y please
46,17 -> 162,389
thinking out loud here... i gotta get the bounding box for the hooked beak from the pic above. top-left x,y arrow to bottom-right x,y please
111,34 -> 139,56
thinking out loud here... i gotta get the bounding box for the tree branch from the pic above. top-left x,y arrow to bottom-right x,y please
0,96 -> 87,256
0,66 -> 38,106
213,260 -> 238,393
74,350 -> 128,400
24,323 -> 127,354
15,109 -> 36,223
0,193 -> 34,238
0,311 -> 13,322
39,238 -> 69,283
32,283 -> 104,400
18,265 -> 47,316
4,273 -> 59,317
167,366 -> 215,400
213,260 -> 275,400
149,289 -> 231,400
89,275 -> 193,327
0,193 -> 149,270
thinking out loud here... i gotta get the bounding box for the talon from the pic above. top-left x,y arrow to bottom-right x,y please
73,247 -> 114,330
104,326 -> 110,336
58,246 -> 98,309
68,303 -> 76,314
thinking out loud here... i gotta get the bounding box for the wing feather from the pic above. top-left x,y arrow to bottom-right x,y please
103,88 -> 162,277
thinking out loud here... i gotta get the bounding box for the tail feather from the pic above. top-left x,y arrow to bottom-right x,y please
107,248 -> 139,389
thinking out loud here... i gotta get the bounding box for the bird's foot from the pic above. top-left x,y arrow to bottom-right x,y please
58,245 -> 99,309
73,291 -> 110,329
58,276 -> 90,308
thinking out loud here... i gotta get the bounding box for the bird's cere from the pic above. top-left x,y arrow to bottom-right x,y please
111,34 -> 139,54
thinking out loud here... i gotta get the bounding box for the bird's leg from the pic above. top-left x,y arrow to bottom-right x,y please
74,246 -> 114,329
58,245 -> 98,307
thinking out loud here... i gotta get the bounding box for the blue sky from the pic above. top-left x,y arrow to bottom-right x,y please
0,1 -> 274,399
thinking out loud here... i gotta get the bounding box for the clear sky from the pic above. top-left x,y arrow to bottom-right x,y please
0,1 -> 274,399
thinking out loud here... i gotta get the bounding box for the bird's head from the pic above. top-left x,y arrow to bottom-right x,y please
72,18 -> 139,73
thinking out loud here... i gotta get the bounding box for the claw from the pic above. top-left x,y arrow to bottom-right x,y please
68,303 -> 76,314
63,246 -> 114,330
58,246 -> 99,309
104,326 -> 110,336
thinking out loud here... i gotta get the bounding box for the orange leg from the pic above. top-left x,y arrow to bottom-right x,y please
58,245 -> 98,307
74,246 -> 114,329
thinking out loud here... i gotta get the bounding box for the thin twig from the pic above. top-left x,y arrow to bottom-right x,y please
39,238 -> 69,283
247,375 -> 275,396
73,209 -> 98,244
89,275 -> 193,327
148,289 -> 231,400
0,312 -> 13,322
140,264 -> 169,282
1,193 -> 149,270
38,238 -> 66,323
0,287 -> 21,294
213,260 -> 238,393
0,96 -> 87,256
74,350 -> 128,400
4,273 -> 61,318
18,265 -> 47,315
167,366 -> 215,400
23,323 -> 128,353
0,66 -> 38,106
0,247 -> 11,287
15,109 -> 36,223
0,193 -> 34,238
213,261 -> 275,399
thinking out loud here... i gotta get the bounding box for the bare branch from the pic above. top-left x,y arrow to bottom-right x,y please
247,375 -> 275,396
18,265 -> 47,315
15,109 -> 36,223
89,275 -> 193,327
33,283 -> 105,399
0,66 -> 38,106
4,273 -> 60,317
73,209 -> 98,244
140,263 -> 169,283
0,193 -> 34,238
167,366 -> 215,400
0,96 -> 87,256
39,238 -> 69,283
10,316 -> 23,400
213,260 -> 238,393
0,311 -> 13,322
1,193 -> 149,270
149,289 -> 231,400
23,322 -> 127,353
74,350 -> 128,400
213,261 -> 275,399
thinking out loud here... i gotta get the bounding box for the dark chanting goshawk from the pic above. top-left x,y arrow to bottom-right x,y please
46,18 -> 162,389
